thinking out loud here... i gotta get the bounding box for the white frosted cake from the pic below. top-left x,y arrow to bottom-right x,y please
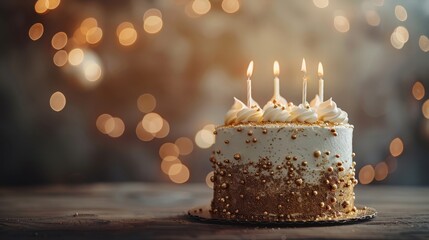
209,96 -> 357,221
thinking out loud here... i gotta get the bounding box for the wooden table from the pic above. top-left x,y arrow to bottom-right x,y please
0,183 -> 428,239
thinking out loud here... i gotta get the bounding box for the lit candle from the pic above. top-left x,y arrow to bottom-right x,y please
301,58 -> 307,106
246,61 -> 254,107
273,61 -> 280,100
318,62 -> 324,102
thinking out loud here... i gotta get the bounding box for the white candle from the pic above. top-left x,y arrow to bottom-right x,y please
318,62 -> 324,102
301,58 -> 307,106
246,61 -> 254,107
273,61 -> 280,100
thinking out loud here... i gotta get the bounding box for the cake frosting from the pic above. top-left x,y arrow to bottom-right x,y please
209,95 -> 356,221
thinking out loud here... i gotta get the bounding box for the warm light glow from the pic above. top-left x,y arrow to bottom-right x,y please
136,122 -> 155,141
419,35 -> 429,52
365,10 -> 380,26
389,137 -> 404,157
86,27 -> 103,44
390,30 -> 404,49
168,164 -> 190,184
273,61 -> 279,77
34,0 -> 48,14
108,117 -> 125,138
68,48 -> 84,66
28,23 -> 44,41
144,8 -> 162,20
175,137 -> 194,156
47,0 -> 61,10
222,0 -> 240,14
313,0 -> 329,8
83,61 -> 102,82
168,163 -> 184,176
53,50 -> 68,67
154,119 -> 170,139
159,143 -> 180,158
192,0 -> 211,15
144,15 -> 163,34
49,91 -> 66,112
318,62 -> 324,77
359,165 -> 375,185
423,100 -> 429,119
142,113 -> 163,134
301,58 -> 307,73
205,171 -> 214,189
137,94 -> 157,113
246,61 -> 254,78
375,162 -> 389,181
161,156 -> 181,174
96,114 -> 113,134
104,117 -> 116,135
195,128 -> 215,149
334,15 -> 350,33
394,26 -> 409,44
118,26 -> 137,46
51,32 -> 68,50
116,22 -> 133,36
412,81 -> 425,100
80,18 -> 98,35
394,5 -> 407,22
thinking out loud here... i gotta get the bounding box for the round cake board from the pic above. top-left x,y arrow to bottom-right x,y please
187,204 -> 376,227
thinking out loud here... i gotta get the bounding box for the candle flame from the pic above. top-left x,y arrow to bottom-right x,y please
301,58 -> 307,73
318,62 -> 324,77
273,61 -> 279,76
247,61 -> 254,78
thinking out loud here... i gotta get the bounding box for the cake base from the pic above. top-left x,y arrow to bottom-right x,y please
188,204 -> 376,226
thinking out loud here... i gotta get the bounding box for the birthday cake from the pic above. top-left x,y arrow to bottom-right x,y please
208,61 -> 358,221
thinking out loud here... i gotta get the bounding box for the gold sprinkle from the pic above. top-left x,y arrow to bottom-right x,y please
330,196 -> 337,203
237,127 -> 242,132
333,132 -> 338,136
245,139 -> 250,143
252,138 -> 257,143
210,176 -> 214,182
327,167 -> 333,172
330,129 -> 336,133
325,151 -> 330,155
278,204 -> 282,208
247,130 -> 253,136
338,166 -> 344,172
291,134 -> 297,140
337,162 -> 343,166
240,180 -> 245,184
233,153 -> 241,160
313,190 -> 318,196
293,156 -> 298,161
262,129 -> 267,134
239,194 -> 244,198
335,154 -> 340,158
314,150 -> 321,158
302,161 -> 308,166
224,140 -> 229,144
330,184 -> 338,190
256,196 -> 260,200
263,211 -> 268,215
213,130 -> 217,135
286,156 -> 291,160
352,152 -> 356,158
342,201 -> 350,208
221,183 -> 228,189
320,202 -> 325,208
295,178 -> 303,186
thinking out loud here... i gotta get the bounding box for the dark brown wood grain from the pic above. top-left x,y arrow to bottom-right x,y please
0,183 -> 428,239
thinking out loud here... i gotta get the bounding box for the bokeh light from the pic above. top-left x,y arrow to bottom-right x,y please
83,61 -> 102,82
96,114 -> 113,134
334,15 -> 350,33
389,137 -> 404,157
394,26 -> 409,44
159,142 -> 180,158
68,48 -> 84,66
195,127 -> 215,149
419,35 -> 429,52
136,122 -> 155,141
137,94 -> 157,113
161,156 -> 181,174
175,137 -> 194,156
154,119 -> 170,139
365,10 -> 380,27
86,27 -> 103,44
107,117 -> 125,138
144,16 -> 163,34
34,0 -> 48,14
222,0 -> 240,14
359,165 -> 375,185
51,32 -> 68,50
375,162 -> 389,181
53,50 -> 68,67
422,100 -> 429,119
28,23 -> 44,41
47,0 -> 61,10
118,24 -> 137,46
412,81 -> 425,100
394,5 -> 407,22
49,91 -> 66,112
142,113 -> 163,134
205,171 -> 214,189
313,0 -> 329,9
168,164 -> 190,184
192,0 -> 211,15
80,17 -> 98,35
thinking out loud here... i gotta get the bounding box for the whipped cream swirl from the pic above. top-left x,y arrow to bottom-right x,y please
310,94 -> 321,109
262,100 -> 292,122
236,105 -> 263,123
289,104 -> 318,123
224,97 -> 247,125
317,98 -> 349,123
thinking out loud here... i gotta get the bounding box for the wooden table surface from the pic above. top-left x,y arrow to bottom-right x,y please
0,183 -> 428,239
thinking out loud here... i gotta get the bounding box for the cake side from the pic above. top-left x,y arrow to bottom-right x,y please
209,123 -> 357,221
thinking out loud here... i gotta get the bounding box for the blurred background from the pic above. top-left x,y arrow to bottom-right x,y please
1,0 -> 428,187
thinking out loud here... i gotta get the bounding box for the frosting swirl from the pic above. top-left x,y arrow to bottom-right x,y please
289,104 -> 318,123
236,98 -> 263,123
262,100 -> 292,122
224,97 -> 247,125
310,94 -> 321,109
317,98 -> 349,123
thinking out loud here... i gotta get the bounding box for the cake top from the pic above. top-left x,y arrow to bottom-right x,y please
223,60 -> 350,126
